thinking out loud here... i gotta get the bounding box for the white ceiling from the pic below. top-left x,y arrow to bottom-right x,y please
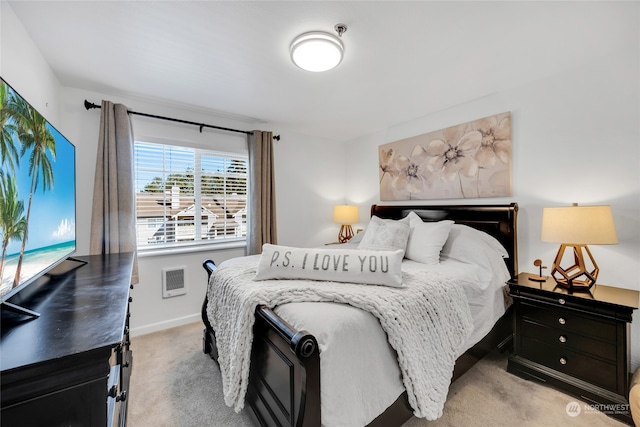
7,1 -> 636,142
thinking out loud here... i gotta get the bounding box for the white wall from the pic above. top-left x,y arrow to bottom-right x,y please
345,44 -> 640,370
273,130 -> 349,247
1,2 -> 61,127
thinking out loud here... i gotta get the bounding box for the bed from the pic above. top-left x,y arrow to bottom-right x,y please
201,203 -> 518,427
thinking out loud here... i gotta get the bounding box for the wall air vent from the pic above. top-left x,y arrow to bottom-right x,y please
162,267 -> 187,298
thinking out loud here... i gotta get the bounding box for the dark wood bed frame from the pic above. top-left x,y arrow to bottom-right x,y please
202,203 -> 519,427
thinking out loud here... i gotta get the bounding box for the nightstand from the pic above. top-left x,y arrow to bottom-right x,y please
507,272 -> 639,425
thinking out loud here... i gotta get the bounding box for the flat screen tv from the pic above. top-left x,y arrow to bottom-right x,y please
0,77 -> 77,317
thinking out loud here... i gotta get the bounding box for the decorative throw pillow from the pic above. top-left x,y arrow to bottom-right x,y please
255,244 -> 404,287
404,214 -> 454,265
357,216 -> 411,254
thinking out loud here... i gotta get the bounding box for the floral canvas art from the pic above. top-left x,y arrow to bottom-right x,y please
379,112 -> 512,200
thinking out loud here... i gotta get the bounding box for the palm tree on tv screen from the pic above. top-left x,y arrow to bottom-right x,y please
8,93 -> 56,288
0,172 -> 26,282
0,82 -> 20,172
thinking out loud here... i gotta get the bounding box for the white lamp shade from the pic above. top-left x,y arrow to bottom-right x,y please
290,31 -> 344,72
333,205 -> 358,224
541,205 -> 618,245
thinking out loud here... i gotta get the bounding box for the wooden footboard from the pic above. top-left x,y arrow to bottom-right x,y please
202,260 -> 321,427
248,305 -> 320,427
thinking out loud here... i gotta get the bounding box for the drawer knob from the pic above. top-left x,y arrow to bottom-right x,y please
558,298 -> 566,305
558,317 -> 566,325
559,335 -> 567,343
108,385 -> 117,398
559,357 -> 567,365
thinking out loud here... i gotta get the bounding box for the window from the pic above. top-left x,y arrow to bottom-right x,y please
134,141 -> 248,251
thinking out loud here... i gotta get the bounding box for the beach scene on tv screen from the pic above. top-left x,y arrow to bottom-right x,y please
0,80 -> 76,299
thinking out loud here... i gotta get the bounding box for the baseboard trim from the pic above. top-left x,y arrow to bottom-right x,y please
130,313 -> 200,337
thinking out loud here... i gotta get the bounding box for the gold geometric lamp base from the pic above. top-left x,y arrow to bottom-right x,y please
550,244 -> 599,292
333,205 -> 359,244
337,224 -> 354,244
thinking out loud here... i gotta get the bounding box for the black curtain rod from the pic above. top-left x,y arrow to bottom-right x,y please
83,100 -> 280,141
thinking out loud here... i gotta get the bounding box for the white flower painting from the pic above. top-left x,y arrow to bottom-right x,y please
379,112 -> 512,200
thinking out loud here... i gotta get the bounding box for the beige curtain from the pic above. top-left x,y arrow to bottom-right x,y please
89,101 -> 139,283
247,130 -> 277,254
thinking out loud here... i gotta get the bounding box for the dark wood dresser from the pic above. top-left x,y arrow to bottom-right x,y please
507,272 -> 639,425
1,253 -> 134,427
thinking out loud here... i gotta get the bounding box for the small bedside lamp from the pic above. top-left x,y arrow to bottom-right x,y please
541,203 -> 618,291
333,205 -> 359,243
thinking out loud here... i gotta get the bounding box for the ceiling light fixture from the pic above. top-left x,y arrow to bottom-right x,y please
290,23 -> 347,72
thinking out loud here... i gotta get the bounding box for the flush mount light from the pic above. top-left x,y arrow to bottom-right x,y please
290,24 -> 347,72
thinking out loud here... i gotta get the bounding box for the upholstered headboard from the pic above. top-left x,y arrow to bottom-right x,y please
370,203 -> 519,278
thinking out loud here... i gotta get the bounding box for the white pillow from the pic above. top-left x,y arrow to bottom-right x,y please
441,224 -> 509,260
440,224 -> 510,283
404,215 -> 454,265
406,211 -> 424,227
255,244 -> 404,287
357,216 -> 410,254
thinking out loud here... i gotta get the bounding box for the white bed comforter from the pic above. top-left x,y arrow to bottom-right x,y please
206,255 -> 474,421
273,262 -> 508,427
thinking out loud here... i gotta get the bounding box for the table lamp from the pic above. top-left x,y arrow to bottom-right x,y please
541,203 -> 618,291
333,205 -> 359,243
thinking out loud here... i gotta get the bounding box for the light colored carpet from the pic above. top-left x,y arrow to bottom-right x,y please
128,322 -> 625,427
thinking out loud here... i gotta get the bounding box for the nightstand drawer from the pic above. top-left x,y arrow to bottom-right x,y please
519,301 -> 616,342
521,337 -> 617,391
520,319 -> 617,361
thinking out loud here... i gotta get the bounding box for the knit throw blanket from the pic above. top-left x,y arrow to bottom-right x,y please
206,256 -> 473,420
